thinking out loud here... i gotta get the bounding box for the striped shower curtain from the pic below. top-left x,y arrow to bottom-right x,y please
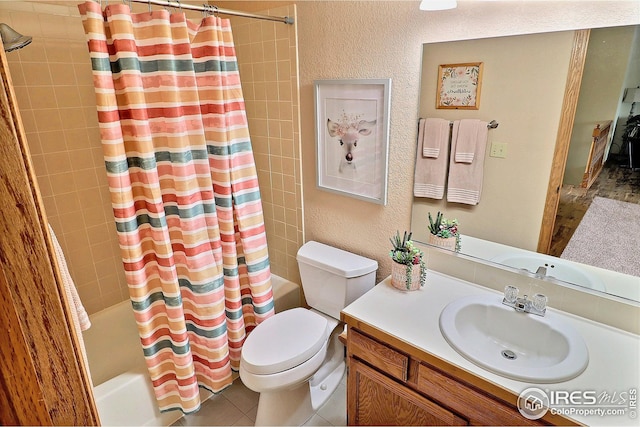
78,1 -> 274,413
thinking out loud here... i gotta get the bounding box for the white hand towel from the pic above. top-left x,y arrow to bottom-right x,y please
414,118 -> 450,199
447,120 -> 489,205
48,224 -> 93,386
423,118 -> 450,158
454,119 -> 487,164
48,224 -> 91,331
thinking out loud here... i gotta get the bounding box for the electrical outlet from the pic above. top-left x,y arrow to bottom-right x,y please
490,142 -> 507,158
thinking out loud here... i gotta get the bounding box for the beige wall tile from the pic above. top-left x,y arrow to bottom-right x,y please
36,175 -> 53,198
39,14 -> 68,39
49,171 -> 76,194
73,63 -> 94,86
46,151 -> 72,175
74,266 -> 98,289
9,11 -> 43,38
73,168 -> 100,190
33,109 -> 63,132
265,81 -> 278,101
12,85 -> 31,110
16,39 -> 46,63
7,60 -> 26,86
49,63 -> 78,86
82,206 -> 108,228
68,148 -> 94,169
264,61 -> 277,81
54,86 -> 82,108
78,86 -> 97,107
21,61 -> 52,85
27,86 -> 57,109
59,107 -> 87,130
55,191 -> 81,214
41,195 -> 58,217
65,16 -> 86,39
39,130 -> 67,153
64,128 -> 90,150
44,39 -> 73,63
18,110 -> 37,134
91,242 -> 116,263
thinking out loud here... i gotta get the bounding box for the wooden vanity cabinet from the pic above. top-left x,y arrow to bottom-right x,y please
346,326 -> 572,426
349,358 -> 467,425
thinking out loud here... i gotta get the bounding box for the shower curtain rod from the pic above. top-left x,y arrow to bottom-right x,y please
124,0 -> 294,24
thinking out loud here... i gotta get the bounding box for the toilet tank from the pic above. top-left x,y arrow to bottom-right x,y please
296,241 -> 378,319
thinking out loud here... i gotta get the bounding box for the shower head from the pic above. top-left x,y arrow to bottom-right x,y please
0,23 -> 32,52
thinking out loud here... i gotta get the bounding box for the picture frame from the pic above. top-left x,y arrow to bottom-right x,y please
436,62 -> 483,110
314,79 -> 391,205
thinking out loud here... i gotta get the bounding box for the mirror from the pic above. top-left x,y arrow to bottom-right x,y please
411,26 -> 640,303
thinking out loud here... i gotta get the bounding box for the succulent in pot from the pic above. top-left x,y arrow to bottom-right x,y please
389,231 -> 426,291
428,211 -> 461,252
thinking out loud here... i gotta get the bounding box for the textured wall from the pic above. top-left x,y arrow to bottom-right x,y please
297,0 -> 640,283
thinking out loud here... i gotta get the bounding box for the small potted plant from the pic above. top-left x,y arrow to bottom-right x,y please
428,212 -> 461,252
389,231 -> 427,291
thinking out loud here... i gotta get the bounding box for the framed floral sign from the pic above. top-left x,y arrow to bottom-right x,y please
436,62 -> 483,110
314,79 -> 391,205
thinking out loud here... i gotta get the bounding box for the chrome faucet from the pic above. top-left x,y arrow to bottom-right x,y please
502,285 -> 547,316
535,266 -> 547,277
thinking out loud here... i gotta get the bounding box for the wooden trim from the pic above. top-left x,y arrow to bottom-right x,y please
0,265 -> 53,426
537,29 -> 590,254
581,121 -> 611,189
349,328 -> 409,382
0,48 -> 100,424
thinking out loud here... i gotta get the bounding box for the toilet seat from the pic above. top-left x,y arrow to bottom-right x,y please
241,308 -> 329,375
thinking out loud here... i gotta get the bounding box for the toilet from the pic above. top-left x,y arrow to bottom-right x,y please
239,241 -> 378,426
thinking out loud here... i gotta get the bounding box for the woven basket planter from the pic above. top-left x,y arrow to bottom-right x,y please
428,234 -> 457,251
390,261 -> 421,291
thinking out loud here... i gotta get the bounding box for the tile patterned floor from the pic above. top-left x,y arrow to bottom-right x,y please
172,374 -> 347,427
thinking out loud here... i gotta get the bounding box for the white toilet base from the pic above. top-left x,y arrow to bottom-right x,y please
254,382 -> 313,426
252,331 -> 346,426
253,361 -> 345,426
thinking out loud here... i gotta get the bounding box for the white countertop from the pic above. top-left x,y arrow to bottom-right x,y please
341,271 -> 640,426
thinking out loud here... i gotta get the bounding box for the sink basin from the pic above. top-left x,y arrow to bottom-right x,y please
439,294 -> 589,383
490,253 -> 606,292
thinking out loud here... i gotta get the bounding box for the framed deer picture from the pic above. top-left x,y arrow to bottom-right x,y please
314,79 -> 391,205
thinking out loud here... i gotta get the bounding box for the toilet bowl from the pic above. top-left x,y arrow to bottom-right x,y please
239,241 -> 378,426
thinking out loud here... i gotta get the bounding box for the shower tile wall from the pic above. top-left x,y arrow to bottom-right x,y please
231,5 -> 304,285
1,1 -> 303,312
0,1 -> 128,315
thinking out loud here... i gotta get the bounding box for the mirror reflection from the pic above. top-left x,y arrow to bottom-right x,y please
411,26 -> 640,303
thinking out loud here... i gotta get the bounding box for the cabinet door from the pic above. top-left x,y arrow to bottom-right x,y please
348,358 -> 467,426
417,362 -> 546,426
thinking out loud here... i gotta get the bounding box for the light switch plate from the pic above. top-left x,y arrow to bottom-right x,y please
490,142 -> 507,158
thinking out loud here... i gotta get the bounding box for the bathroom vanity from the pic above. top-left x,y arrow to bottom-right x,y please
341,272 -> 639,426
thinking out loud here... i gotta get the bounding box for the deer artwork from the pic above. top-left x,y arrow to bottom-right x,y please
326,115 -> 377,174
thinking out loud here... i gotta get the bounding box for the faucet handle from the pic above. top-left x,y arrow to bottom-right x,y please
532,293 -> 548,312
504,285 -> 519,303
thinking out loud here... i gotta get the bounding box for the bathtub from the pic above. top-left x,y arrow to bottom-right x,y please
83,275 -> 300,426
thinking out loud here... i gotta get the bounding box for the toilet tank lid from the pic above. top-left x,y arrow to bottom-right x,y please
296,241 -> 378,278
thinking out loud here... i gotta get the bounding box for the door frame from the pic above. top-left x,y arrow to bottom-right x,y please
537,29 -> 591,254
0,46 -> 99,425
